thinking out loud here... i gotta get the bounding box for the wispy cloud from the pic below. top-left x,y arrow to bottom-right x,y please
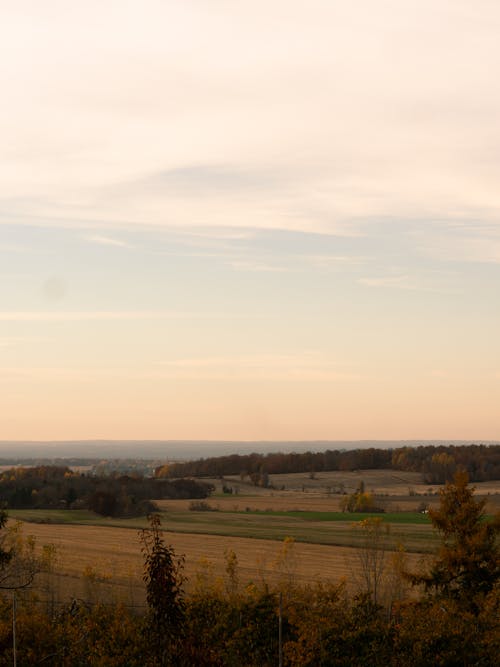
358,271 -> 457,292
2,2 -> 500,238
419,236 -> 500,264
228,260 -> 290,273
132,164 -> 287,196
83,234 -> 132,248
182,228 -> 258,241
228,253 -> 367,273
358,275 -> 423,290
299,254 -> 368,270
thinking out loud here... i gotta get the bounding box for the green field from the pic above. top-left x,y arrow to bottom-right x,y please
9,508 -> 151,529
9,506 -> 439,553
238,509 -> 432,524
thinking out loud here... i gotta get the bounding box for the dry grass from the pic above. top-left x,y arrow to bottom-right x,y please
20,522 -> 422,605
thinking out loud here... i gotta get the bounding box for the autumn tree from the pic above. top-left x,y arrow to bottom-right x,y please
407,470 -> 500,608
340,480 -> 383,513
0,517 -> 42,592
352,517 -> 389,605
140,514 -> 186,666
0,510 -> 12,570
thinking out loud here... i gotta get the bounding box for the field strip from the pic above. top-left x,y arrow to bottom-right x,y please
20,522 -> 423,598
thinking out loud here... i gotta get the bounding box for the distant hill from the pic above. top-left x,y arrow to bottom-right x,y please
0,439 -> 498,461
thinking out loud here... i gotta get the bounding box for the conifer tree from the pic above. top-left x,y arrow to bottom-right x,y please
407,470 -> 500,607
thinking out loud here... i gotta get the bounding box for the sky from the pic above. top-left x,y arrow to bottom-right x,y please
1,1 -> 500,442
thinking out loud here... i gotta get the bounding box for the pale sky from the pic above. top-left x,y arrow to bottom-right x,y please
1,1 -> 500,441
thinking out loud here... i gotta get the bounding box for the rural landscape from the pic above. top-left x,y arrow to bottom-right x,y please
0,443 -> 498,664
3,1 -> 500,665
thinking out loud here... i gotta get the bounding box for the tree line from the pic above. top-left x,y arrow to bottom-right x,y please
0,466 -> 213,518
158,443 -> 500,483
0,472 -> 498,665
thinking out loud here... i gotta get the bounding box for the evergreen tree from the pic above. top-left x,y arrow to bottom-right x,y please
407,470 -> 500,607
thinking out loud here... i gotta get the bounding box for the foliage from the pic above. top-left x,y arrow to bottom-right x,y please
0,597 -> 145,666
0,469 -> 497,664
0,520 -> 44,592
140,514 -> 186,665
185,582 -> 280,666
284,585 -> 393,667
406,470 -> 500,607
394,590 -> 500,666
351,517 -> 389,604
0,582 -> 495,666
272,536 -> 297,594
0,512 -> 11,571
0,466 -> 213,516
161,443 -> 500,481
0,521 -> 496,664
188,500 -> 217,511
340,480 -> 384,513
87,491 -> 158,518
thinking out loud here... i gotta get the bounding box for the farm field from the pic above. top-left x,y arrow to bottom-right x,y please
217,469 -> 500,511
11,521 -> 424,605
7,469 -> 499,604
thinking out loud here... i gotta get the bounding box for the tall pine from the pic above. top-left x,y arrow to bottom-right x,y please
407,470 -> 500,608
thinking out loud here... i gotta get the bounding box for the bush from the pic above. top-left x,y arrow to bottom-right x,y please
189,501 -> 217,512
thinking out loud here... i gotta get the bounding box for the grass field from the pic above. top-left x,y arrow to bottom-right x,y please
234,510 -> 431,523
13,521 -> 425,606
9,505 -> 437,553
6,469 -> 499,605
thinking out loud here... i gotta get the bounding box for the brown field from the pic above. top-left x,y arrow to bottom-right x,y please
19,522 -> 423,605
158,493 -> 435,513
200,468 -> 500,512
11,469 -> 499,605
